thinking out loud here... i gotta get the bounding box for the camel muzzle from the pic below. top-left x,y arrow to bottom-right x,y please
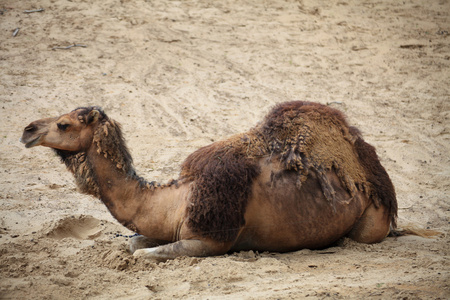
21,122 -> 44,148
20,117 -> 57,148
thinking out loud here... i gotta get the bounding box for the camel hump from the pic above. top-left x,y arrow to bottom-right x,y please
265,102 -> 397,227
262,101 -> 349,130
260,101 -> 368,200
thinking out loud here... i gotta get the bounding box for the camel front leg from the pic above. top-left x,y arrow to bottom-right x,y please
128,235 -> 170,254
133,239 -> 231,261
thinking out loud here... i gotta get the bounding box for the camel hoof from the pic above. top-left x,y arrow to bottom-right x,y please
133,248 -> 168,262
133,248 -> 156,258
128,236 -> 167,254
128,236 -> 146,254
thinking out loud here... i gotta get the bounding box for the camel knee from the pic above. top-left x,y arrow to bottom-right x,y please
348,203 -> 391,244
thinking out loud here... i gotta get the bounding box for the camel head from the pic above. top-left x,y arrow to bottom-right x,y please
21,107 -> 105,152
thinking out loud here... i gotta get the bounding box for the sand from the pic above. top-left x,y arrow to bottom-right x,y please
0,0 -> 449,299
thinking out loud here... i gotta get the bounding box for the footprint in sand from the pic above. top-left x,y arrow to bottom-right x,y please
45,215 -> 103,240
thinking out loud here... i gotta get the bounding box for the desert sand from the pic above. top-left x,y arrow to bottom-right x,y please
0,0 -> 449,299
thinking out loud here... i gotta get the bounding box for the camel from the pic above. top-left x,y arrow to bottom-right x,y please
21,101 -> 397,261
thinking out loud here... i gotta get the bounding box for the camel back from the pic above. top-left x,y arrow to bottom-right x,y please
181,101 -> 397,242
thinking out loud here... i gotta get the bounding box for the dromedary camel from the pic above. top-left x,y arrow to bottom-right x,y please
21,101 -> 397,261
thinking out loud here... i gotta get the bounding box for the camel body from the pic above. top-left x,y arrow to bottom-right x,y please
21,101 -> 397,260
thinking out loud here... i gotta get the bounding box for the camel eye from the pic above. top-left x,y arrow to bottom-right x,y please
57,123 -> 69,131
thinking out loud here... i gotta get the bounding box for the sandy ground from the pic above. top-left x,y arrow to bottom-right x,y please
0,0 -> 449,299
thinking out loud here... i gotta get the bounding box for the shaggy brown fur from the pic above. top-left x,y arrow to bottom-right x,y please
350,127 -> 398,227
181,101 -> 397,242
181,140 -> 261,241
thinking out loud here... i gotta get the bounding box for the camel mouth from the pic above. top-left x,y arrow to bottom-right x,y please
21,136 -> 42,148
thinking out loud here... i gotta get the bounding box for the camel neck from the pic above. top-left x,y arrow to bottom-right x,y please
86,145 -> 148,231
57,119 -> 187,239
86,146 -> 188,240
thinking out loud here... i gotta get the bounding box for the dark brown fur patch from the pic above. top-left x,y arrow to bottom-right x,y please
55,150 -> 101,197
351,129 -> 398,228
181,140 -> 260,241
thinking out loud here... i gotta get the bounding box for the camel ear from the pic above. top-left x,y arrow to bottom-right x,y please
87,110 -> 100,124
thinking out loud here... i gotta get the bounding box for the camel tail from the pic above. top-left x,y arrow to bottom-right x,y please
349,127 -> 398,228
389,225 -> 442,238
